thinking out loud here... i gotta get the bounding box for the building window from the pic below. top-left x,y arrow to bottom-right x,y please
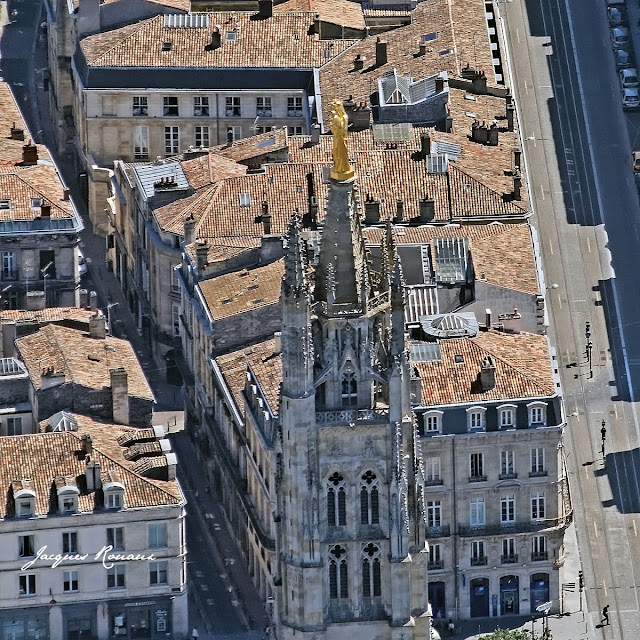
426,500 -> 441,528
149,522 -> 168,548
62,532 -> 78,553
428,543 -> 442,569
107,565 -> 125,589
101,95 -> 116,116
225,96 -> 241,117
59,491 -> 77,513
327,472 -> 346,527
328,545 -> 348,599
470,453 -> 485,481
164,126 -> 179,156
530,447 -> 546,475
470,496 -> 485,526
6,416 -> 22,435
150,560 -> 168,585
287,96 -> 303,117
132,96 -> 148,116
287,126 -> 303,136
256,97 -> 272,116
467,407 -> 486,431
500,450 -> 515,478
226,126 -> 241,143
194,126 -> 210,148
171,265 -> 181,293
341,372 -> 357,406
470,540 -> 486,565
532,535 -> 547,560
107,527 -> 124,551
2,251 -> 16,280
501,537 -> 517,563
425,456 -> 441,484
193,96 -> 209,116
63,570 -> 79,592
501,494 -> 516,523
105,491 -> 123,509
360,471 -> 379,525
528,402 -> 546,426
133,126 -> 149,160
424,411 -> 442,433
19,574 -> 36,597
361,543 -> 381,598
18,535 -> 34,558
163,96 -> 179,116
172,303 -> 181,337
17,499 -> 34,517
499,405 -> 516,428
531,492 -> 546,521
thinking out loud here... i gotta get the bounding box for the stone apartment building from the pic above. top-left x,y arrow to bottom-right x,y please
0,412 -> 187,640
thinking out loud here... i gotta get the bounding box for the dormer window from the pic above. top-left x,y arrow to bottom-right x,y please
498,404 -> 517,429
424,410 -> 443,434
466,406 -> 487,431
57,485 -> 80,514
527,402 -> 547,427
14,489 -> 36,518
104,482 -> 125,510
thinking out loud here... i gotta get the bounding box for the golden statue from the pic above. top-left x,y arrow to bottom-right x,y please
330,99 -> 355,181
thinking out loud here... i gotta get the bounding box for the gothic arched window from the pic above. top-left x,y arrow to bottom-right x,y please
362,542 -> 381,598
329,544 -> 348,600
341,372 -> 358,406
327,472 -> 346,527
360,471 -> 380,525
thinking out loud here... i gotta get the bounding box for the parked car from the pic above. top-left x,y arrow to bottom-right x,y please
622,87 -> 640,109
612,27 -> 630,49
608,5 -> 624,25
633,151 -> 640,173
78,249 -> 87,277
620,67 -> 639,88
615,48 -> 633,68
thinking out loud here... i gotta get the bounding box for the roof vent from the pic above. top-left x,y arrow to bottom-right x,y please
162,41 -> 173,51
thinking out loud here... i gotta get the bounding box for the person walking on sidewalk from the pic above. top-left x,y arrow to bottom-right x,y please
601,605 -> 610,625
191,629 -> 199,640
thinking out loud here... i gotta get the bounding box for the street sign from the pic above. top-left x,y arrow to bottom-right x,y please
536,601 -> 553,614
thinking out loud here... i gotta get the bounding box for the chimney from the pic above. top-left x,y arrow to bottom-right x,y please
480,355 -> 496,391
394,199 -> 404,223
183,214 -> 196,245
196,241 -> 209,273
364,195 -> 380,224
62,189 -> 70,201
435,76 -> 445,93
89,290 -> 98,311
10,122 -> 24,141
40,204 -> 51,217
261,201 -> 272,235
354,54 -> 366,70
258,0 -> 273,17
513,171 -> 521,200
205,27 -> 222,51
79,288 -> 89,308
85,458 -> 101,492
506,103 -> 515,132
471,70 -> 488,95
26,291 -> 45,311
313,13 -> 321,36
419,41 -> 426,56
420,132 -> 431,159
506,92 -> 512,107
310,123 -> 321,145
81,433 -> 93,457
166,452 -> 177,481
22,143 -> 38,165
110,367 -> 129,426
273,331 -> 282,355
410,366 -> 422,405
89,310 -> 107,339
514,148 -> 522,171
40,366 -> 66,390
485,308 -> 492,329
418,196 -> 435,222
376,37 -> 388,67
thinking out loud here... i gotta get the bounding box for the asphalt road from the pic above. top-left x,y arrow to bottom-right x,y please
499,0 -> 640,637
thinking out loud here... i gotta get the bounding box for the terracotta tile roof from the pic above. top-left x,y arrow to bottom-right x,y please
153,184 -> 220,235
210,128 -> 289,163
274,0 -> 366,30
15,324 -> 154,400
216,337 -> 282,416
0,307 -> 95,324
0,415 -> 182,517
184,235 -> 261,265
71,0 -> 189,9
80,13 -> 357,69
199,259 -> 284,320
0,165 -> 74,221
364,223 -> 538,295
362,7 -> 411,17
319,0 -> 499,124
180,152 -> 247,188
414,330 -> 556,406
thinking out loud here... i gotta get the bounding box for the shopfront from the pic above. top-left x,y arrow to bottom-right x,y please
0,609 -> 48,640
109,599 -> 171,639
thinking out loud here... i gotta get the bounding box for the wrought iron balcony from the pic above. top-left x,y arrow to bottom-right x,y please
531,552 -> 549,561
469,475 -> 487,483
499,473 -> 518,480
425,525 -> 451,538
471,556 -> 488,566
458,516 -> 570,537
428,560 -> 444,570
501,554 -> 518,564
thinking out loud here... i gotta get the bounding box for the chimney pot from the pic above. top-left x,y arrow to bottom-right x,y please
110,367 -> 129,426
376,38 -> 388,67
40,204 -> 51,217
394,199 -> 404,223
514,148 -> 522,170
364,198 -> 380,225
196,241 -> 209,273
183,214 -> 197,245
205,27 -> 222,50
480,355 -> 496,391
418,196 -> 435,222
22,143 -> 38,165
420,132 -> 431,159
435,76 -> 445,93
62,189 -> 70,201
89,310 -> 107,339
273,331 -> 282,355
354,54 -> 365,70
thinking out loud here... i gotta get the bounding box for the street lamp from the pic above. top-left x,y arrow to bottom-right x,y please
601,420 -> 606,457
41,261 -> 53,307
585,321 -> 593,379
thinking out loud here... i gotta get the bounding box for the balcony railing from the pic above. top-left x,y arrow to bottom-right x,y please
531,552 -> 549,561
425,525 -> 451,538
428,560 -> 444,570
458,517 -> 570,537
425,478 -> 444,486
469,475 -> 487,483
316,408 -> 389,425
529,470 -> 548,478
501,554 -> 518,564
499,473 -> 518,480
471,556 -> 488,566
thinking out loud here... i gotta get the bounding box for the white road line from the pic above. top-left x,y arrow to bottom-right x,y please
540,184 -> 545,200
586,236 -> 591,253
594,521 -> 599,538
633,519 -> 637,537
603,578 -> 608,597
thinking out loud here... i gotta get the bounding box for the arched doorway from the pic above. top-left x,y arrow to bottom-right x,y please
429,581 -> 446,620
470,577 -> 489,617
530,573 -> 550,613
500,575 -> 519,615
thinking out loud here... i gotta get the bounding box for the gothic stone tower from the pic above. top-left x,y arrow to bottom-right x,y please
275,162 -> 432,640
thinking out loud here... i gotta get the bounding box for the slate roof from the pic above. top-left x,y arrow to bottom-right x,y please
414,330 -> 556,406
0,414 -> 183,517
79,12 -> 358,69
274,0 -> 366,30
15,324 -> 154,400
199,259 -> 284,320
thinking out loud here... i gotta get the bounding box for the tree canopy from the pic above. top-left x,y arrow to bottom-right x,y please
480,630 -> 539,640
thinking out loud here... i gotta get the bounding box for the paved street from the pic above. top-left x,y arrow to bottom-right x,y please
499,0 -> 640,637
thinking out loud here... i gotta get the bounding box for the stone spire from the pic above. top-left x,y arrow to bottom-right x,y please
282,210 -> 307,300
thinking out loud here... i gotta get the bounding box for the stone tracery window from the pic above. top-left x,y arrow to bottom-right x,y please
327,472 -> 346,527
341,372 -> 357,406
361,542 -> 381,597
360,471 -> 379,525
329,544 -> 348,599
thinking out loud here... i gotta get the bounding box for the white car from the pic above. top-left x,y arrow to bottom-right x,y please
611,27 -> 630,49
622,87 -> 640,109
615,48 -> 633,68
620,68 -> 639,88
78,250 -> 87,276
608,6 -> 624,25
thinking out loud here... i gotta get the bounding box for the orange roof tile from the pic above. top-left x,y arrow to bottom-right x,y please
275,0 -> 365,30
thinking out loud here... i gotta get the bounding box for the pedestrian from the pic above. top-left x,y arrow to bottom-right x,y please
602,604 -> 610,625
447,618 -> 455,636
191,628 -> 199,640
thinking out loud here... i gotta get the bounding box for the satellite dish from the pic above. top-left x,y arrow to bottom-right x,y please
536,601 -> 553,614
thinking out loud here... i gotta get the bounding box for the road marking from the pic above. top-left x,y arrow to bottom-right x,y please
603,578 -> 608,597
594,521 -> 599,538
549,238 -> 554,255
516,29 -> 520,43
539,184 -> 545,200
557,293 -> 562,309
586,236 -> 591,253
634,519 -> 637,536
584,465 -> 589,480
614,405 -> 618,420
524,80 -> 528,94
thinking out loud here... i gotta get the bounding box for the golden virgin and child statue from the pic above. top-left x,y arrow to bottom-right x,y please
330,99 -> 355,181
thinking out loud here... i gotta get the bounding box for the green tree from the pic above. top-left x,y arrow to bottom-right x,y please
480,630 -> 539,640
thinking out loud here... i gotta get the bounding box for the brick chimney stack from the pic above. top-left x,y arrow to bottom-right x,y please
110,367 -> 129,425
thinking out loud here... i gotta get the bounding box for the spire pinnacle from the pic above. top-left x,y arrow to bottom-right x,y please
283,211 -> 307,299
